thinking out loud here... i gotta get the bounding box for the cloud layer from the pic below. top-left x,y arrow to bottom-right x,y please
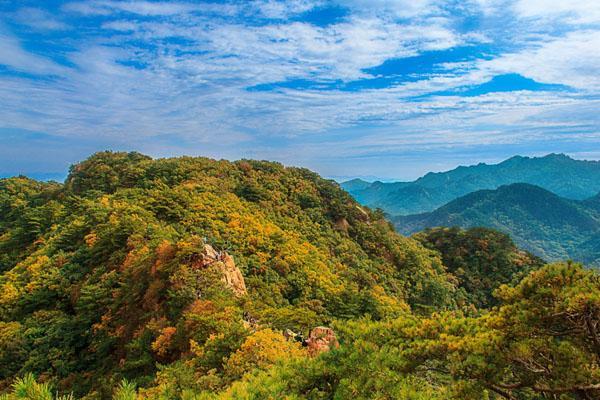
0,0 -> 599,179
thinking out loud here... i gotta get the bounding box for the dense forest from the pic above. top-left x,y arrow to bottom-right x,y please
394,183 -> 600,264
1,152 -> 599,399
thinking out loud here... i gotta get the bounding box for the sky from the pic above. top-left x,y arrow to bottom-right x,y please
0,0 -> 599,181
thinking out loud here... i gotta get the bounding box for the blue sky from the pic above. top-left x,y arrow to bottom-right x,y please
0,0 -> 599,181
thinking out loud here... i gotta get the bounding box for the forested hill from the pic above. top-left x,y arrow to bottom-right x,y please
0,151 -> 457,396
342,153 -> 600,215
394,183 -> 600,264
412,227 -> 544,308
1,152 -> 600,400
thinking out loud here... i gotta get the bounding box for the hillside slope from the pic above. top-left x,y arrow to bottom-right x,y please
413,227 -> 544,308
343,153 -> 600,215
0,151 -> 457,396
394,183 -> 600,263
1,153 -> 599,400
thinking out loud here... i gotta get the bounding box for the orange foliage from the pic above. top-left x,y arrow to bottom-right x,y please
84,233 -> 98,247
143,279 -> 165,312
151,326 -> 177,357
153,240 -> 176,274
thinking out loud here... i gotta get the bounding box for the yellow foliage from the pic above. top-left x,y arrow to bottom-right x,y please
224,328 -> 306,380
189,339 -> 203,358
370,285 -> 410,317
25,255 -> 50,275
0,282 -> 20,311
122,244 -> 150,271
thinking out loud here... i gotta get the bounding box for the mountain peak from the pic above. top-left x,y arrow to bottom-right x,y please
497,182 -> 558,193
342,153 -> 600,215
394,182 -> 600,263
340,178 -> 372,192
343,178 -> 369,184
542,153 -> 572,160
503,153 -> 572,164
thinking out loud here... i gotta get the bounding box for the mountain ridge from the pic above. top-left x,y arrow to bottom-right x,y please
1,152 -> 599,399
393,183 -> 600,264
342,153 -> 600,215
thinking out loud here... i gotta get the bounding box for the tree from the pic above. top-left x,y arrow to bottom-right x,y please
224,329 -> 305,381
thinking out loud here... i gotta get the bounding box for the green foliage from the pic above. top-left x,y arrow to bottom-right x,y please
207,263 -> 600,400
396,183 -> 600,264
0,177 -> 62,273
0,152 -> 455,396
113,380 -> 137,400
1,152 -> 598,400
413,227 -> 544,307
0,322 -> 26,380
0,374 -> 73,400
65,151 -> 152,194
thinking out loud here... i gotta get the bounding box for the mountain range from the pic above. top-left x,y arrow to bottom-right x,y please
393,183 -> 600,264
1,152 -> 598,399
342,153 -> 600,216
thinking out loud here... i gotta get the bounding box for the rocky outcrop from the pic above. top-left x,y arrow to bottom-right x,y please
305,326 -> 339,356
196,244 -> 247,296
219,252 -> 247,296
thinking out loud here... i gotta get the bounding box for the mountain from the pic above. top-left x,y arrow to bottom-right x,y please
336,178 -> 372,192
342,153 -> 600,215
394,183 -> 600,264
0,151 -> 456,396
1,152 -> 599,400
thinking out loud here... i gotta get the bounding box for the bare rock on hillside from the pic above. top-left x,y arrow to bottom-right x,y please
306,326 -> 339,356
219,252 -> 247,296
196,244 -> 247,296
334,217 -> 350,232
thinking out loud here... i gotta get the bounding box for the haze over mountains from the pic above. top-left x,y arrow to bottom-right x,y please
342,154 -> 600,216
342,154 -> 600,264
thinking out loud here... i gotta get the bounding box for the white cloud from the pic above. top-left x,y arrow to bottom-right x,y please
13,8 -> 69,31
108,14 -> 462,84
0,31 -> 69,76
252,0 -> 323,19
1,0 -> 599,175
481,30 -> 600,89
63,1 -> 237,17
514,0 -> 600,24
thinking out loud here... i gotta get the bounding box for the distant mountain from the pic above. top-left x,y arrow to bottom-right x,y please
393,183 -> 600,264
342,154 -> 600,215
339,178 -> 372,192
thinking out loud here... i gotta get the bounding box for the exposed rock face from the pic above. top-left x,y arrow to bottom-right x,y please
219,252 -> 247,296
203,244 -> 220,260
197,244 -> 247,296
242,311 -> 259,330
306,326 -> 339,356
